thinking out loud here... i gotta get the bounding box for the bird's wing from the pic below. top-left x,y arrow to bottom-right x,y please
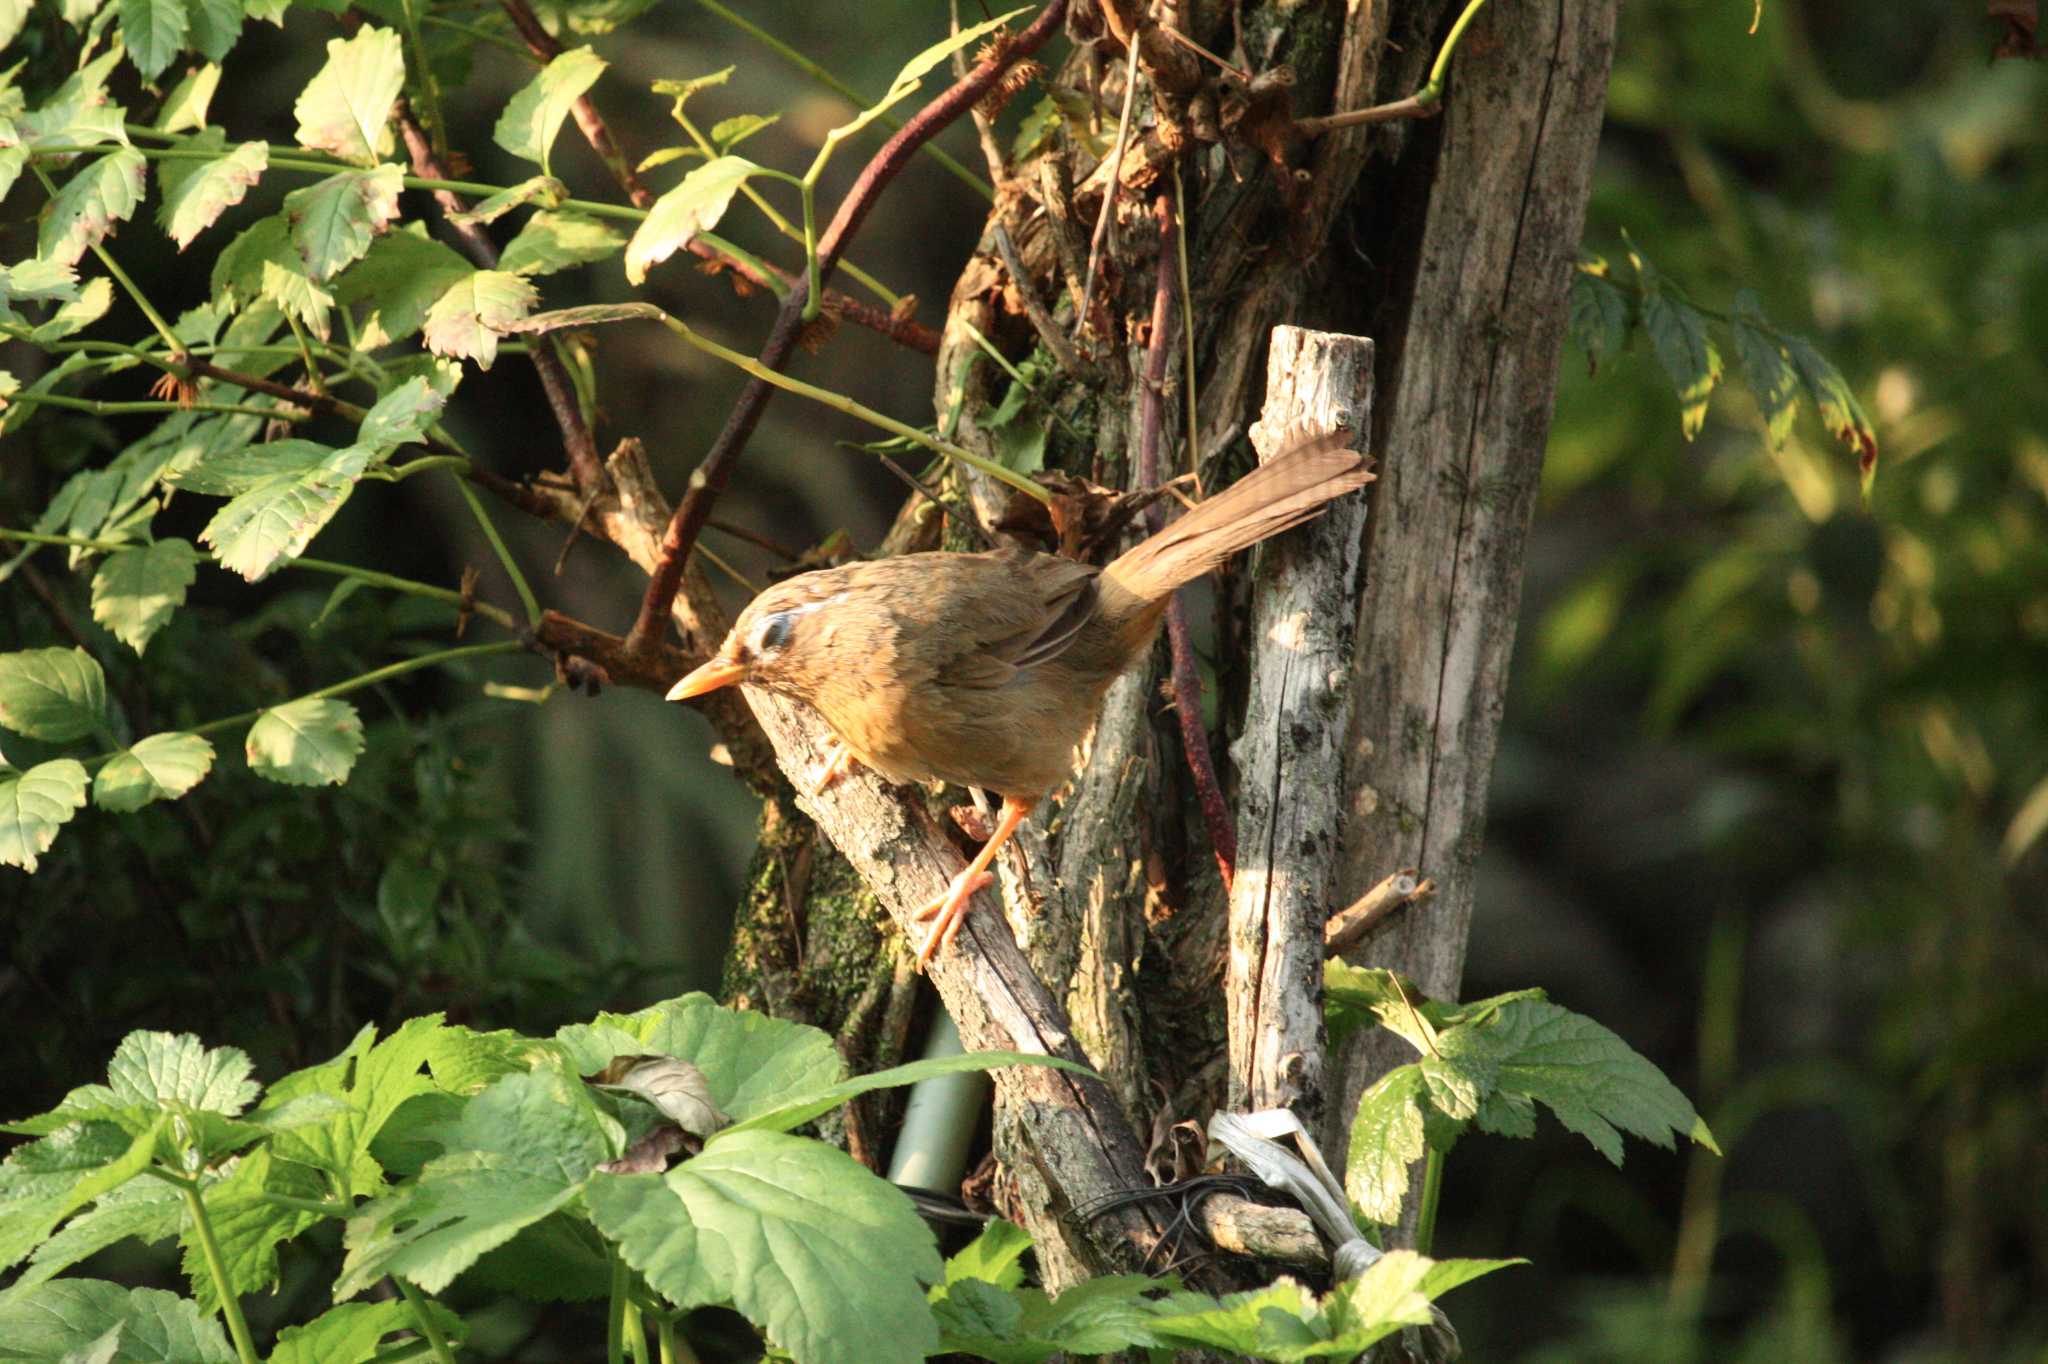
933,551 -> 1101,689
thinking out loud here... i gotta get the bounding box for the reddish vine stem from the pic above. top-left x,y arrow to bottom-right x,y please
621,0 -> 1070,659
396,106 -> 610,498
1137,191 -> 1237,890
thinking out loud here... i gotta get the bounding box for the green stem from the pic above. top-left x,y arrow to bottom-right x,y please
607,1253 -> 630,1364
1415,1147 -> 1446,1257
27,162 -> 181,352
959,319 -> 1079,439
652,312 -> 1050,503
447,472 -> 542,627
399,0 -> 451,161
295,556 -> 521,629
387,454 -> 472,480
1419,0 -> 1495,105
181,1183 -> 262,1364
6,392 -> 296,420
688,0 -> 992,201
799,181 -> 821,321
392,1276 -> 460,1364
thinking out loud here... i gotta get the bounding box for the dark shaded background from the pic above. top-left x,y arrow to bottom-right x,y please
4,1 -> 2044,1358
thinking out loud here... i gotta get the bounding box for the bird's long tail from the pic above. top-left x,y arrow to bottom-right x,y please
1103,429 -> 1374,604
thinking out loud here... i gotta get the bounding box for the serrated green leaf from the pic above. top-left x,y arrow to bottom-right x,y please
0,1281 -> 234,1363
335,1061 -> 616,1298
166,435 -> 324,496
493,45 -> 605,174
1139,1279 -> 1319,1355
824,9 -> 1026,147
1,258 -> 81,311
421,1025 -> 544,1095
258,257 -> 333,336
108,1030 -> 260,1114
934,1274 -> 1159,1364
587,1131 -> 943,1364
292,26 -> 404,165
1730,306 -> 1800,449
267,1016 -> 444,1199
0,1120 -> 157,1272
941,1217 -> 1033,1289
499,210 -> 623,276
244,695 -> 365,785
464,1211 -> 612,1302
0,1175 -> 185,1303
1784,333 -> 1879,490
208,212 -> 293,307
728,1050 -> 1090,1137
1319,1250 -> 1522,1354
422,270 -> 536,368
200,443 -> 366,579
445,173 -> 566,226
37,148 -> 147,267
176,1148 -> 325,1312
270,1300 -> 464,1364
90,540 -> 200,654
355,375 -> 448,456
184,0 -> 240,62
119,0 -> 189,81
1345,1066 -> 1427,1225
157,137 -> 266,249
332,228 -> 473,349
0,648 -> 108,742
1569,267 -> 1632,376
283,164 -> 401,281
93,732 -> 214,811
710,111 -> 778,153
555,993 -> 845,1124
27,275 -> 113,343
1641,288 -> 1723,441
154,63 -> 221,132
623,155 -> 757,285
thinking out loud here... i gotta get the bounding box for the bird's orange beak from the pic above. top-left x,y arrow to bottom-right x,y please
665,652 -> 747,701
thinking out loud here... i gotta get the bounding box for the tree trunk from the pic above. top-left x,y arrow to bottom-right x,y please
718,0 -> 1620,1288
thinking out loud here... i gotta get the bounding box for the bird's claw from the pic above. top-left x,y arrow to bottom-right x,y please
913,870 -> 996,971
805,741 -> 856,798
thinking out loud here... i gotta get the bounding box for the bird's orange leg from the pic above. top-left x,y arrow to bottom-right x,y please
805,739 -> 857,797
912,796 -> 1036,971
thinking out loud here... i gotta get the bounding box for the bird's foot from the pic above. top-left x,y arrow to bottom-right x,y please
912,869 -> 997,972
804,741 -> 856,798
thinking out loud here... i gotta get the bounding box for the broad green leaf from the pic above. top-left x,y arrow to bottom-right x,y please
728,1050 -> 1091,1136
941,1217 -> 1033,1289
154,63 -> 222,132
1730,295 -> 1800,448
105,1030 -> 260,1114
199,443 -> 366,579
499,210 -> 623,277
37,148 -> 147,267
158,137 -> 267,249
11,50 -> 126,152
292,26 -> 404,165
119,0 -> 189,81
825,10 -> 1026,147
258,257 -> 333,336
1130,1279 -> 1320,1355
423,270 -> 536,369
90,539 -> 200,653
271,1300 -> 464,1364
0,1174 -> 185,1303
244,696 -> 365,785
649,66 -> 732,118
492,45 -> 605,173
0,0 -> 29,47
0,758 -> 81,873
1785,333 -> 1879,490
555,993 -> 844,1123
166,435 -> 326,496
421,1025 -> 545,1095
934,1274 -> 1159,1364
284,164 -> 402,281
355,375 -> 448,455
1568,263 -> 1632,376
184,0 -> 241,61
710,111 -> 778,153
587,1131 -> 943,1364
332,228 -> 473,349
463,1212 -> 612,1303
0,647 -> 108,742
175,1149 -> 335,1312
208,212 -> 294,307
0,148 -> 26,208
267,1015 -> 446,1199
335,1061 -> 617,1298
1321,1251 -> 1522,1355
0,1121 -> 157,1270
93,732 -> 214,811
0,1281 -> 233,1363
27,275 -> 113,342
623,155 -> 758,284
0,258 -> 81,313
445,174 -> 567,226
1345,1066 -> 1428,1225
1641,288 -> 1723,441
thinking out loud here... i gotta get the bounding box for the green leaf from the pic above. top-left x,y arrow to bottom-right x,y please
335,1060 -> 617,1298
0,0 -> 30,47
268,1016 -> 445,1199
157,138 -> 268,249
37,148 -> 147,267
499,210 -> 623,277
941,1217 -> 1033,1289
421,1026 -> 544,1096
1568,262 -> 1632,376
244,695 -> 365,785
106,1030 -> 261,1114
166,434 -> 326,496
355,375 -> 449,456
0,647 -> 109,742
1784,333 -> 1879,491
93,732 -> 215,811
934,1274 -> 1159,1364
0,1281 -> 234,1363
154,63 -> 222,132
0,1120 -> 158,1271
710,111 -> 778,153
444,174 -> 566,227
1730,294 -> 1800,448
825,9 -> 1026,147
623,155 -> 758,285
1345,1066 -> 1428,1225
283,164 -> 402,281
89,539 -> 200,654
1319,1251 -> 1521,1354
463,1212 -> 612,1303
332,228 -> 473,349
423,270 -> 536,369
0,1174 -> 186,1303
208,212 -> 293,308
492,45 -> 606,174
177,1148 -> 325,1312
200,443 -> 367,579
26,276 -> 113,343
258,257 -> 334,337
586,1131 -> 944,1364
728,1051 -> 1090,1137
184,0 -> 241,62
554,993 -> 845,1124
1641,288 -> 1723,441
270,1300 -> 464,1364
0,752 -> 72,847
119,0 -> 189,82
292,26 -> 404,165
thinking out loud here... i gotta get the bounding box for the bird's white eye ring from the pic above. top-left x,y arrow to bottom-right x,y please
751,612 -> 794,655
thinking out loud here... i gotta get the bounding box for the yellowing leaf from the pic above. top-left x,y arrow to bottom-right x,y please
90,538 -> 200,652
284,164 -> 403,282
0,759 -> 89,873
159,138 -> 269,250
624,156 -> 757,285
500,211 -> 622,277
493,46 -> 606,174
37,148 -> 147,267
94,732 -> 216,811
423,270 -> 537,369
292,26 -> 405,166
156,64 -> 223,132
245,696 -> 365,786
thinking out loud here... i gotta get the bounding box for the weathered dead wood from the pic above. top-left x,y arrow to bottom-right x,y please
1226,328 -> 1375,1120
1327,0 -> 1622,1168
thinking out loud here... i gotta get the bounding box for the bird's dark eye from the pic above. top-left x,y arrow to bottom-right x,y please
753,612 -> 794,655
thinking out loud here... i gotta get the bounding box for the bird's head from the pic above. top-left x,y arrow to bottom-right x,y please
664,577 -> 843,702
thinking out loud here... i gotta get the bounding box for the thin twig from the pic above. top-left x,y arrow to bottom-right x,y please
621,0 -> 1071,659
1294,95 -> 1440,135
873,451 -> 991,549
1153,22 -> 1252,84
706,518 -> 802,562
990,223 -> 1099,382
1078,39 -> 1144,323
1323,870 -> 1435,957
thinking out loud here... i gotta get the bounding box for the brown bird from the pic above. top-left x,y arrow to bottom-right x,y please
668,431 -> 1373,969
